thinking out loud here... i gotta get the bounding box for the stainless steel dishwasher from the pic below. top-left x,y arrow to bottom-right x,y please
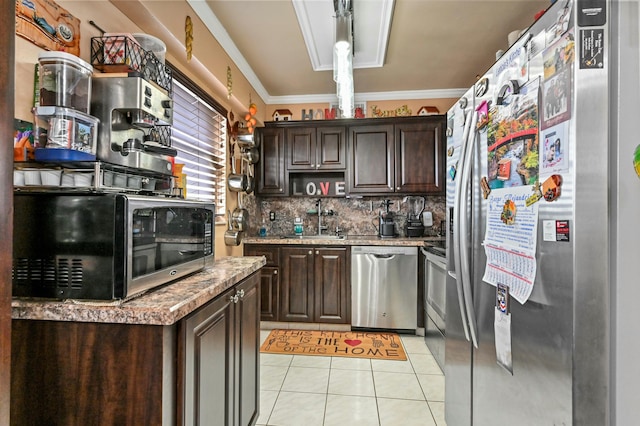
351,246 -> 417,330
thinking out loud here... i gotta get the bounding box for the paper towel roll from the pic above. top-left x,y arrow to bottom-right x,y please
422,211 -> 433,227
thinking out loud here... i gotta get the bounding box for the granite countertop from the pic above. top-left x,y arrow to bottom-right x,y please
11,256 -> 266,326
243,235 -> 445,247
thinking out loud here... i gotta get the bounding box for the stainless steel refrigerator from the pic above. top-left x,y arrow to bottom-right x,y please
444,0 -> 639,424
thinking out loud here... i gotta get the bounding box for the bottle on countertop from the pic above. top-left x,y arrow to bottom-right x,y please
259,218 -> 267,237
294,217 -> 303,236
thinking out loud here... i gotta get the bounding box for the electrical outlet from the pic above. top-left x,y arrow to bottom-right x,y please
269,211 -> 276,221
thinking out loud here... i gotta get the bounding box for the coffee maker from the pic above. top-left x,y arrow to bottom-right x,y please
404,196 -> 425,237
378,199 -> 397,238
90,75 -> 176,175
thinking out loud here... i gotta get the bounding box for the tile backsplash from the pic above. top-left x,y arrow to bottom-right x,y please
241,194 -> 446,238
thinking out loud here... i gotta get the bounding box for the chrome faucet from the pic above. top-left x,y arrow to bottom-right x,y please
316,199 -> 327,235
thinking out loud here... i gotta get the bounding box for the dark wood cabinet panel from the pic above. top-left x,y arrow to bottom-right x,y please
287,126 -> 346,171
257,127 -> 288,195
395,120 -> 445,193
183,288 -> 234,426
287,127 -> 316,170
244,245 -> 280,321
347,124 -> 395,193
11,321 -> 167,426
280,247 -> 314,322
258,266 -> 279,321
314,247 -> 349,323
234,275 -> 260,426
317,126 -> 346,170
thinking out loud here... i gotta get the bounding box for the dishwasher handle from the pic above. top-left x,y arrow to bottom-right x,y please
372,254 -> 395,259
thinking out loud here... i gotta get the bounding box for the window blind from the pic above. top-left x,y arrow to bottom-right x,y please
169,75 -> 227,222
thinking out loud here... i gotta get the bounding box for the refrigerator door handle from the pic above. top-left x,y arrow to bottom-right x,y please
452,110 -> 473,343
459,111 -> 480,349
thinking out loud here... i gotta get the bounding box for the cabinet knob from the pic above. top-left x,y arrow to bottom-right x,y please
308,250 -> 313,255
273,270 -> 278,275
310,164 -> 315,168
237,289 -> 245,299
229,294 -> 239,303
396,186 -> 400,190
315,250 -> 319,255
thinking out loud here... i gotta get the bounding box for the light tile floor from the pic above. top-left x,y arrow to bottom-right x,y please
258,329 -> 447,426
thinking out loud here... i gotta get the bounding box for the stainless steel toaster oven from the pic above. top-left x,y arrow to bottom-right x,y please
12,192 -> 215,300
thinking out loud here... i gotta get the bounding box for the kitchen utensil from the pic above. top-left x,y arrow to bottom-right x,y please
243,147 -> 259,164
244,161 -> 255,194
227,144 -> 248,192
224,209 -> 242,246
231,192 -> 249,231
236,131 -> 256,148
228,173 -> 247,192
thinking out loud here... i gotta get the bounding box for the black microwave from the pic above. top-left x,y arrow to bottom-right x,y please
12,192 -> 215,300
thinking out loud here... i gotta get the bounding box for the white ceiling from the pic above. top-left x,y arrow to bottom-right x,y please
188,0 -> 550,104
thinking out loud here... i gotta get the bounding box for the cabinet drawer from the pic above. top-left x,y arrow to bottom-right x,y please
244,245 -> 280,266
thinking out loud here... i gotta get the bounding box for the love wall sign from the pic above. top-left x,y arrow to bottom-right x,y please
289,175 -> 346,197
260,329 -> 407,361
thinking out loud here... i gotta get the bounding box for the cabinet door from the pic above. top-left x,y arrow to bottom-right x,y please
244,245 -> 280,322
287,127 -> 316,170
234,274 -> 260,426
183,289 -> 235,426
348,124 -> 395,194
395,118 -> 446,193
258,266 -> 279,321
314,247 -> 350,323
257,127 -> 288,195
317,126 -> 346,170
280,247 -> 314,322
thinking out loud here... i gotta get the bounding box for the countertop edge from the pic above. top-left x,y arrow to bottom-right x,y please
11,256 -> 266,326
243,236 -> 445,246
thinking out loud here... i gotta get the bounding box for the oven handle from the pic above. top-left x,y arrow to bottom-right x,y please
178,250 -> 199,256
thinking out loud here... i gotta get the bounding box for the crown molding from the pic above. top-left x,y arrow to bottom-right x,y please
267,88 -> 468,105
187,0 -> 270,103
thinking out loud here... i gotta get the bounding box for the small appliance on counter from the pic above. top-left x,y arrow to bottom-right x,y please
33,51 -> 99,162
90,75 -> 176,176
378,199 -> 397,238
404,196 -> 425,237
12,192 -> 215,300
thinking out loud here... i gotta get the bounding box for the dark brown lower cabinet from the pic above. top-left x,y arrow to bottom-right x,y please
280,246 -> 349,324
181,273 -> 260,426
11,272 -> 260,426
244,245 -> 280,322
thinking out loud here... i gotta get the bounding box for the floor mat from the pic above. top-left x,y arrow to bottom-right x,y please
260,329 -> 407,361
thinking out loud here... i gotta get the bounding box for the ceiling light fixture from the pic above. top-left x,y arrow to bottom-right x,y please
333,0 -> 354,118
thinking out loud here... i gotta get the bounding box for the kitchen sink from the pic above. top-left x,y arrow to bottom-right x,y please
281,235 -> 346,240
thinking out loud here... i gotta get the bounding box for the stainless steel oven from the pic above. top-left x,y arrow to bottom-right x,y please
422,245 -> 446,370
12,192 -> 214,300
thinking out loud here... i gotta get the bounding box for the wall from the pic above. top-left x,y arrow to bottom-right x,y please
242,194 -> 446,239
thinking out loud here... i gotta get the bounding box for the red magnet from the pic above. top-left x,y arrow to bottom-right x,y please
542,174 -> 563,201
476,100 -> 490,129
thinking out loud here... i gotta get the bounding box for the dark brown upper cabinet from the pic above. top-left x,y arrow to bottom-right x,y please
256,126 -> 288,196
347,124 -> 395,194
287,126 -> 346,171
395,119 -> 446,193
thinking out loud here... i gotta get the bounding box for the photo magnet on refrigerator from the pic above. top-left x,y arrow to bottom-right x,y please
526,181 -> 543,206
542,174 -> 563,201
634,144 -> 640,179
